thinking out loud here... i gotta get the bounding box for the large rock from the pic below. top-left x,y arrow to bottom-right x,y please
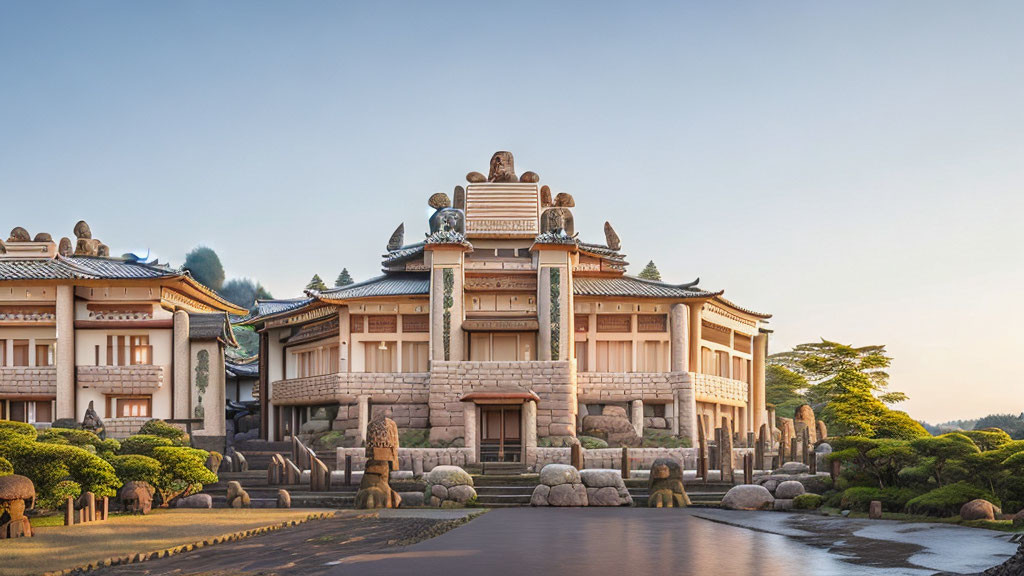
399,491 -> 424,507
721,485 -> 774,511
582,415 -> 641,447
547,483 -> 588,506
226,481 -> 251,509
539,464 -> 580,486
601,405 -> 628,418
579,469 -> 623,489
794,404 -> 817,443
960,499 -> 1000,521
531,484 -> 551,506
815,442 -> 833,454
424,465 -> 473,487
587,486 -> 626,507
175,494 -> 212,509
119,481 -> 154,515
777,461 -> 810,475
774,480 -> 806,499
300,419 -> 331,434
430,484 -> 449,499
1012,509 -> 1024,528
447,485 -> 477,504
277,489 -> 291,509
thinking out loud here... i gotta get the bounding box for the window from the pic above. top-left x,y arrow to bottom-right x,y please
115,397 -> 151,418
468,333 -> 535,362
574,341 -> 588,371
8,400 -> 52,423
12,340 -> 29,367
716,351 -> 730,378
596,341 -> 632,372
35,343 -> 54,367
129,336 -> 151,365
401,342 -> 428,372
0,339 -> 5,365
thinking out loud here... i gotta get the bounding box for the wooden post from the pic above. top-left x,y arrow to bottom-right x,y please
344,454 -> 353,486
801,427 -> 811,466
720,417 -> 734,484
743,453 -> 753,484
571,443 -> 583,470
831,459 -> 841,488
809,448 -> 818,475
65,497 -> 74,526
746,431 -> 755,450
84,492 -> 95,523
620,446 -> 630,480
697,419 -> 708,483
790,437 -> 798,464
101,496 -> 109,521
712,427 -> 721,471
755,424 -> 766,471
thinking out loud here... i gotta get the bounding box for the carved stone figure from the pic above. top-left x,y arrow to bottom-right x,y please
647,458 -> 691,508
119,481 -> 154,514
466,171 -> 486,183
355,414 -> 401,509
75,238 -> 102,257
429,208 -> 465,235
540,207 -> 575,236
58,237 -> 72,257
81,400 -> 106,440
488,151 -> 517,182
226,481 -> 251,508
32,233 -> 52,242
387,223 -> 405,251
554,192 -> 575,207
74,220 -> 92,239
0,240 -> 6,254
0,475 -> 36,538
604,221 -> 621,251
453,186 -> 466,211
519,171 -> 540,183
794,404 -> 817,443
540,185 -> 553,207
97,244 -> 110,258
428,192 -> 451,210
7,227 -> 30,242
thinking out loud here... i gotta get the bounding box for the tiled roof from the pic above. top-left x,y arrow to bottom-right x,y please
0,256 -> 178,281
714,295 -> 773,319
573,275 -> 720,299
231,297 -> 315,326
382,243 -> 425,266
226,357 -> 259,378
313,273 -> 430,301
189,312 -> 239,347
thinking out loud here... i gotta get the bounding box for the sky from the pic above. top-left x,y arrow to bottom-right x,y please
1,1 -> 1022,423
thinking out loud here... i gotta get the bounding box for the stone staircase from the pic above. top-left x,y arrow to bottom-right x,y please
625,478 -> 731,507
471,474 -> 540,507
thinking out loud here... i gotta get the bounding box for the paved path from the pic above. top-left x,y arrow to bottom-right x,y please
95,508 -> 1018,576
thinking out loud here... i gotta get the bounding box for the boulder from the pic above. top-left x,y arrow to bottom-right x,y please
579,469 -> 622,489
721,485 -> 774,511
547,483 -> 588,506
119,481 -> 154,515
777,462 -> 810,475
794,404 -> 817,443
277,489 -> 291,509
960,499 -> 1000,521
226,481 -> 251,509
582,415 -> 641,447
175,494 -> 213,509
531,484 -> 551,506
300,420 -> 331,434
1012,509 -> 1024,528
587,486 -> 625,507
398,491 -> 424,507
760,478 -> 780,494
423,465 -> 473,488
430,484 -> 449,500
774,480 -> 806,499
539,464 -> 580,487
447,485 -> 476,504
602,405 -> 628,418
773,499 -> 794,511
815,443 -> 833,454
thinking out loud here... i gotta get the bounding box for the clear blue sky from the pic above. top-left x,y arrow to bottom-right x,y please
2,2 -> 1022,423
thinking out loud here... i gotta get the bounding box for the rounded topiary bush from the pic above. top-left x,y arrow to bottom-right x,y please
906,481 -> 999,517
0,420 -> 38,440
2,440 -> 120,508
794,493 -> 823,510
137,420 -> 189,446
840,486 -> 920,512
0,456 -> 12,476
37,428 -> 120,458
119,434 -> 174,457
108,454 -> 162,486
43,480 -> 83,509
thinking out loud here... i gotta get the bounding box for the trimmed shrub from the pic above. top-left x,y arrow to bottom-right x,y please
963,429 -> 1013,451
108,454 -> 162,486
840,486 -> 920,512
906,481 -> 999,517
0,420 -> 38,440
0,456 -> 12,476
38,428 -> 120,458
578,435 -> 609,449
137,420 -> 189,446
150,446 -> 217,503
1,438 -> 120,507
794,493 -> 823,509
119,434 -> 174,457
42,480 -> 83,510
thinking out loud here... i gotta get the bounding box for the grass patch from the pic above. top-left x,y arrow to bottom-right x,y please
820,507 -> 1024,532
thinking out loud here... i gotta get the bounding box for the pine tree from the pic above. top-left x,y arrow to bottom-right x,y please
306,274 -> 328,292
638,260 -> 662,281
335,268 -> 354,287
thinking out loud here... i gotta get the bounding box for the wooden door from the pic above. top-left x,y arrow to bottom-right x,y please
479,405 -> 522,462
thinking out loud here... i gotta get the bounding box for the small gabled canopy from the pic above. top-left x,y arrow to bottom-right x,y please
311,272 -> 430,303
189,312 -> 239,347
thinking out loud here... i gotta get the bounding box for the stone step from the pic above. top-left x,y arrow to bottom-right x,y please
474,494 -> 533,505
473,486 -> 538,496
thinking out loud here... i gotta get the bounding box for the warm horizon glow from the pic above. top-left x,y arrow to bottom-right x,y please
1,2 -> 1021,424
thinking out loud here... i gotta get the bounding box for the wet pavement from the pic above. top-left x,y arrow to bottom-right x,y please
93,508 -> 1018,576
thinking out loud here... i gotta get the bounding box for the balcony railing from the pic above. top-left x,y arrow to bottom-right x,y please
691,372 -> 749,406
271,372 -> 430,405
0,366 -> 57,396
76,365 -> 164,395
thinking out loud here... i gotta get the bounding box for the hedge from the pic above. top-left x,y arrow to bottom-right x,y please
37,427 -> 120,458
840,486 -> 921,513
107,454 -> 163,487
119,434 -> 174,457
905,481 -> 1000,517
0,456 -> 12,476
793,493 -> 823,510
137,420 -> 189,446
0,435 -> 120,507
0,420 -> 38,440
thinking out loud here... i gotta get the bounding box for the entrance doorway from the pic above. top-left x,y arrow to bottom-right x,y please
480,405 -> 522,462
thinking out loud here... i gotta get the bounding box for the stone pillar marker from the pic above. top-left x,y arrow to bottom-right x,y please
463,403 -> 478,463
570,443 -> 583,470
621,446 -> 630,479
356,395 -> 370,446
426,244 -> 468,363
669,303 -> 689,372
720,417 -> 734,484
172,311 -> 191,420
55,284 -> 75,419
752,333 -> 768,432
697,418 -> 708,483
686,302 -> 703,373
337,307 -> 350,373
631,400 -> 644,437
523,401 -> 538,464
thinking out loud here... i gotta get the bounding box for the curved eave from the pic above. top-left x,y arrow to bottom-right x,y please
174,277 -> 249,315
232,299 -> 325,328
713,295 -> 772,320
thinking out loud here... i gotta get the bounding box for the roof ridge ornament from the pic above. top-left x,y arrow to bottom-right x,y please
465,151 -> 540,184
604,221 -> 621,251
387,223 -> 405,252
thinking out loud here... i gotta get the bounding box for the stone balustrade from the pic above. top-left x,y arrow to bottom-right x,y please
691,372 -> 749,406
76,365 -> 164,395
270,372 -> 430,406
576,372 -> 689,403
336,446 -> 474,472
0,366 -> 57,396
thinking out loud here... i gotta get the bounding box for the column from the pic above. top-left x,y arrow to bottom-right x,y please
338,307 -> 350,373
258,330 -> 269,440
687,302 -> 703,373
55,285 -> 75,420
172,311 -> 191,421
669,303 -> 689,372
356,394 -> 370,445
631,399 -> 644,437
752,332 -> 768,433
675,385 -> 698,443
427,245 -> 468,362
523,400 -> 538,466
463,403 -> 477,463
534,246 -> 574,362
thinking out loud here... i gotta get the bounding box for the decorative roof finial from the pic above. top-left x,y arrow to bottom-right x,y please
387,223 -> 405,251
604,222 -> 621,251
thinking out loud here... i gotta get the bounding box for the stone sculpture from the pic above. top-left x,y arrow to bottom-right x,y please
794,404 -> 817,443
540,185 -> 553,207
453,186 -> 466,210
428,192 -> 451,209
429,207 -> 466,236
355,414 -> 401,509
74,220 -> 92,239
73,220 -> 104,257
387,223 -> 405,251
81,400 -> 106,439
519,171 -> 540,183
554,192 -> 575,207
33,232 -> 52,242
604,221 -> 621,251
58,237 -> 72,256
7,227 -> 30,242
226,481 -> 251,508
647,458 -> 691,508
488,151 -> 517,182
119,481 -> 154,514
277,489 -> 291,508
0,475 -> 35,539
540,207 -> 575,237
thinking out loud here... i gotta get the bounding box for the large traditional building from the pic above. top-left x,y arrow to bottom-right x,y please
241,152 -> 771,464
0,222 -> 244,449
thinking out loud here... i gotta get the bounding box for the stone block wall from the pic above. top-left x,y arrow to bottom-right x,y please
370,403 -> 429,429
105,417 -> 150,439
76,365 -> 164,394
691,372 -> 748,406
428,360 -> 576,441
271,373 -> 430,405
576,372 -> 681,403
337,446 -> 473,472
0,367 -> 57,396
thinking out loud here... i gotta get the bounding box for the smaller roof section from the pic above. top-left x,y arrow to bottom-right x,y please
189,312 -> 239,347
573,275 -> 720,299
312,272 -> 430,302
226,355 -> 259,378
232,297 -> 315,326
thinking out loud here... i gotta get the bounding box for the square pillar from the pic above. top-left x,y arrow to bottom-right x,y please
631,399 -> 644,437
463,403 -> 477,463
55,285 -> 75,420
172,311 -> 191,421
357,394 -> 370,446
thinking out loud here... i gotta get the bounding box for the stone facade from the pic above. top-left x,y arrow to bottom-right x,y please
0,367 -> 57,396
691,372 -> 749,406
271,373 -> 430,405
76,365 -> 164,395
104,417 -> 151,439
